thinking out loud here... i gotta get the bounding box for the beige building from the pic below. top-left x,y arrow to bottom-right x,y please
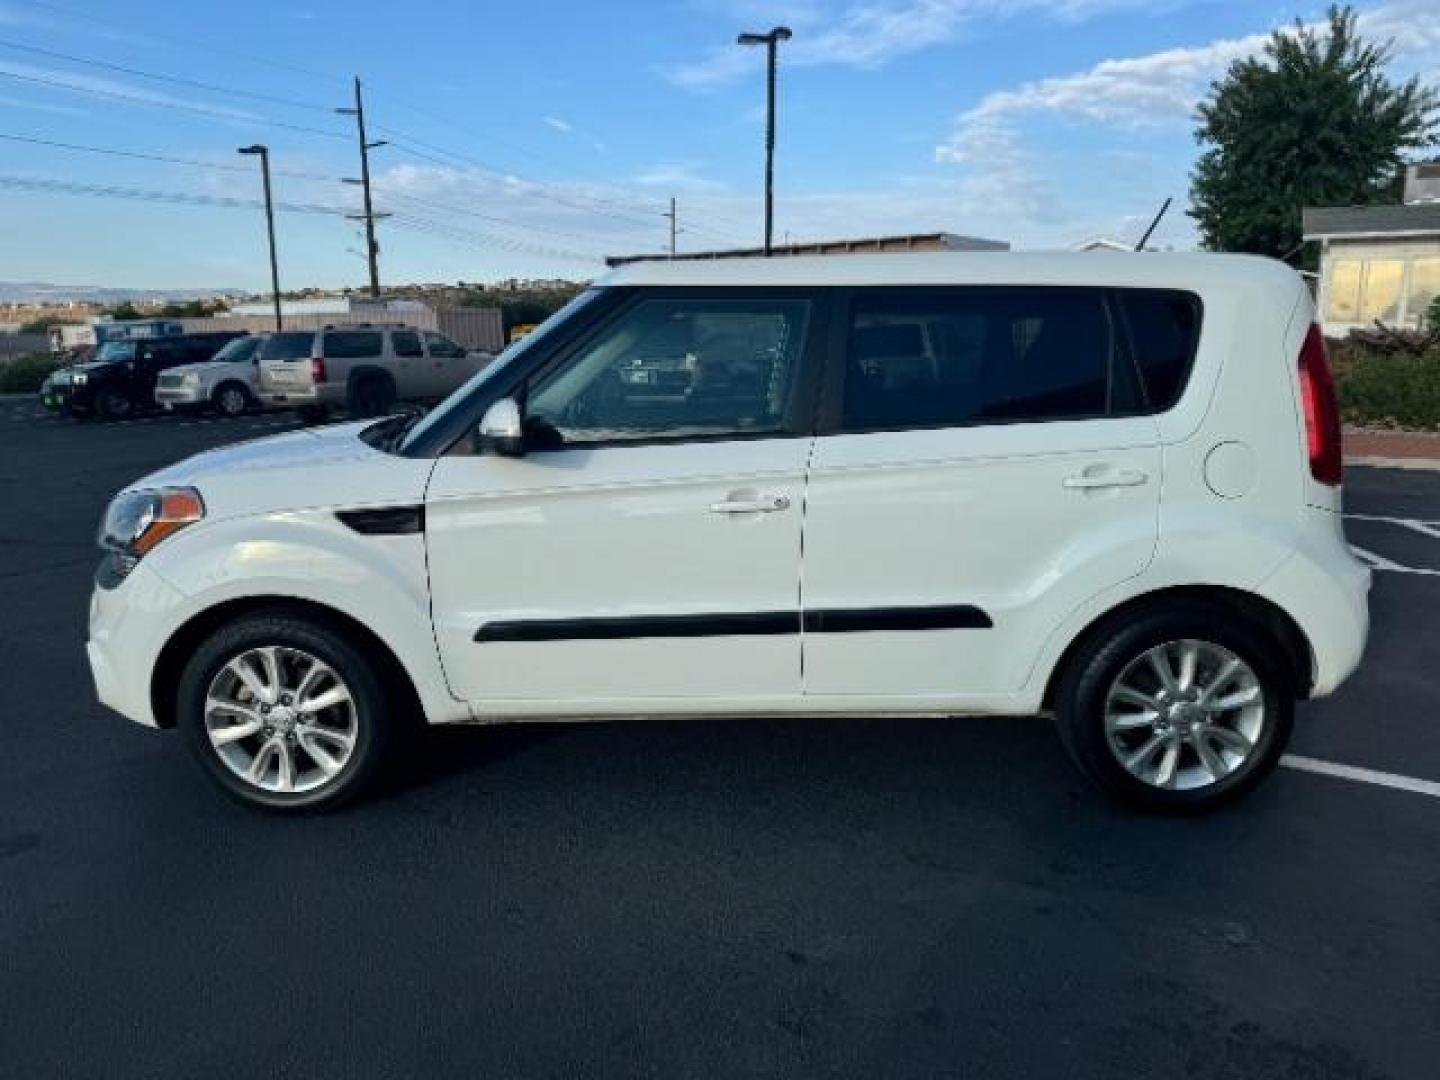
1303,164 -> 1440,335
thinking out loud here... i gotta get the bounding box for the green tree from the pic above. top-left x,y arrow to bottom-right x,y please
1189,5 -> 1438,263
103,301 -> 142,321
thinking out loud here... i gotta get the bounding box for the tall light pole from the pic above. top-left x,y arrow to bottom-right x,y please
337,76 -> 387,298
737,25 -> 791,256
237,144 -> 282,332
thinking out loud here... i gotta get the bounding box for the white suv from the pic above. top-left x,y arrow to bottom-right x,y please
87,254 -> 1370,812
154,334 -> 264,416
257,323 -> 489,420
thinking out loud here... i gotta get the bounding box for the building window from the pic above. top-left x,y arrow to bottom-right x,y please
1327,260 -> 1362,323
1360,259 -> 1405,323
1408,258 -> 1440,328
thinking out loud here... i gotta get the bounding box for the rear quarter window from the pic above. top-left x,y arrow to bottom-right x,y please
323,331 -> 383,359
1115,289 -> 1202,412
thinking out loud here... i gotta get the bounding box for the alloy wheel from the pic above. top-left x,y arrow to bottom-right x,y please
1103,639 -> 1266,791
204,645 -> 359,794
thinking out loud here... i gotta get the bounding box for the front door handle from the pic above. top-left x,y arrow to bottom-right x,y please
1062,469 -> 1148,490
709,494 -> 792,514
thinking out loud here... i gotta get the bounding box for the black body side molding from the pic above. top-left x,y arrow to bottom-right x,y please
475,605 -> 992,642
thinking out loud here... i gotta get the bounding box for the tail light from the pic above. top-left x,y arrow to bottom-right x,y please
310,356 -> 327,384
1298,323 -> 1342,486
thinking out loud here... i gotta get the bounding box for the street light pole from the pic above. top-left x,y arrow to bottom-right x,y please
238,144 -> 282,332
737,26 -> 791,256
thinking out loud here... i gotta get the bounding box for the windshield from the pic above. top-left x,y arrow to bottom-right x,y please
398,287 -> 603,454
96,341 -> 137,364
211,336 -> 260,363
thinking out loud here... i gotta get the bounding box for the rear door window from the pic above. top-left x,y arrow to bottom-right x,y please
323,331 -> 383,359
392,331 -> 424,358
263,333 -> 315,362
840,287 -> 1134,431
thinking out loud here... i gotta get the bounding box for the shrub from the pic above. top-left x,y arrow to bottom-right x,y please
0,352 -> 63,394
1330,342 -> 1440,430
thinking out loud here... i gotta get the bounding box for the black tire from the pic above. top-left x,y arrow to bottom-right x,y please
297,403 -> 331,425
178,610 -> 397,812
95,387 -> 134,420
1053,603 -> 1294,812
347,375 -> 395,419
211,381 -> 252,417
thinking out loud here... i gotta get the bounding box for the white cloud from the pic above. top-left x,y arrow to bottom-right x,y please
543,115 -> 573,133
0,60 -> 259,122
663,0 -> 1179,88
631,162 -> 728,192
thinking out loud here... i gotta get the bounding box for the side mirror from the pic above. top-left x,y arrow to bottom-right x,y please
477,397 -> 525,457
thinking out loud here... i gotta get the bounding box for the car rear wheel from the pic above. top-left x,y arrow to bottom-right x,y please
178,612 -> 397,811
348,375 -> 396,418
1053,605 -> 1293,811
95,387 -> 133,420
212,382 -> 251,417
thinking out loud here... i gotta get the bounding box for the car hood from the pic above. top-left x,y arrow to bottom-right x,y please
127,420 -> 436,522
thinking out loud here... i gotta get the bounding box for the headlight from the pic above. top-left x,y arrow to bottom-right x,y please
98,487 -> 205,581
73,372 -> 88,385
182,372 -> 201,386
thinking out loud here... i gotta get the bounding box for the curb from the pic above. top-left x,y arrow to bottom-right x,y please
0,392 -> 37,403
1346,455 -> 1440,473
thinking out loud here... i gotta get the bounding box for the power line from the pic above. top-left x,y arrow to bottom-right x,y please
0,37 -> 333,112
22,0 -> 348,86
0,131 -> 341,181
0,173 -> 351,216
387,212 -> 603,267
0,69 -> 349,140
380,190 -> 616,251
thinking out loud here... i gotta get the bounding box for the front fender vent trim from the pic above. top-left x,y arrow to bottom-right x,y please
335,505 -> 425,535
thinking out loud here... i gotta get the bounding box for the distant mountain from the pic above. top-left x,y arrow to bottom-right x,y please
0,281 -> 248,304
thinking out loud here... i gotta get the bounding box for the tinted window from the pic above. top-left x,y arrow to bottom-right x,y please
527,298 -> 809,446
423,331 -> 466,358
323,331 -> 383,359
1115,290 -> 1201,411
842,288 -> 1122,430
96,341 -> 136,364
263,333 -> 315,362
392,330 -> 423,358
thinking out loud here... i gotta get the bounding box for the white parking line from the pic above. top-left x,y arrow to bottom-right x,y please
1348,544 -> 1440,576
1345,513 -> 1440,538
1281,754 -> 1440,799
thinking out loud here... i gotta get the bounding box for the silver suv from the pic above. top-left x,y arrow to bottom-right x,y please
257,323 -> 491,420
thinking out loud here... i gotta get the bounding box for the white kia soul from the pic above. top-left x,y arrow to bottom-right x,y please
88,253 -> 1370,812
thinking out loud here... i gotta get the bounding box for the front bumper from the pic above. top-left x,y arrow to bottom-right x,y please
155,386 -> 205,406
87,562 -> 188,727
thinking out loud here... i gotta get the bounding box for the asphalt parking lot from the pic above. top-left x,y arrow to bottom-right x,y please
2,398 -> 1438,1080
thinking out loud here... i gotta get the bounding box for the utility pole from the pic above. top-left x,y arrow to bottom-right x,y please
337,76 -> 388,297
737,26 -> 791,256
237,144 -> 282,331
664,196 -> 678,258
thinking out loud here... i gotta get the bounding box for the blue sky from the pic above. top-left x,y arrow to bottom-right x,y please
0,0 -> 1437,290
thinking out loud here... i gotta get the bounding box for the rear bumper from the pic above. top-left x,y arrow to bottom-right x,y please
1257,534 -> 1371,698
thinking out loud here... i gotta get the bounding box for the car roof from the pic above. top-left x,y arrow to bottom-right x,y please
594,251 -> 1303,293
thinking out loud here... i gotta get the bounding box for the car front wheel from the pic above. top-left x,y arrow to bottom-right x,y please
212,382 -> 251,417
1053,606 -> 1294,811
178,612 -> 396,811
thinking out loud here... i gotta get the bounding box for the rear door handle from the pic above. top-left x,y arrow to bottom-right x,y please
709,494 -> 792,514
1063,469 -> 1148,490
